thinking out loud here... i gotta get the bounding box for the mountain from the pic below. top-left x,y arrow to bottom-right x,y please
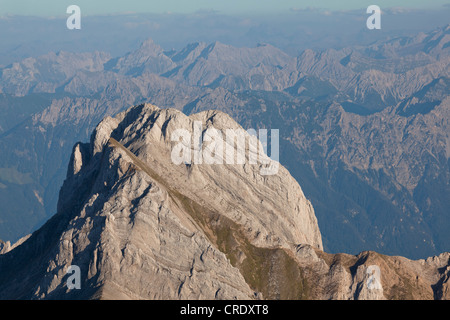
105,39 -> 176,76
0,25 -> 448,260
0,51 -> 111,96
163,41 -> 297,91
177,87 -> 450,259
0,104 -> 321,299
0,104 -> 448,300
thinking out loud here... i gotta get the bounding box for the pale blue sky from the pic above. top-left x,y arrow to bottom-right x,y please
0,0 -> 449,16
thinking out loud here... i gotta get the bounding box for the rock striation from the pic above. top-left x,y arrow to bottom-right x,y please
0,26 -> 448,259
1,103 -> 449,300
0,104 -> 323,299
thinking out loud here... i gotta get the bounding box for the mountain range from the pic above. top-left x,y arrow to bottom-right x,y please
0,25 -> 448,260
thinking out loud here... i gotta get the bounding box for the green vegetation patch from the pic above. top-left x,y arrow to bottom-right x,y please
169,187 -> 310,300
109,137 -> 310,300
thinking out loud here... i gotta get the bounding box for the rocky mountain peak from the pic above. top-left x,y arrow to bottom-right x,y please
1,103 -> 449,300
1,25 -> 450,300
107,39 -> 176,76
82,103 -> 324,249
0,103 -> 323,299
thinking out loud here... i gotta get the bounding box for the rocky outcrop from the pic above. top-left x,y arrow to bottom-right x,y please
0,234 -> 31,255
0,239 -> 5,254
0,103 -> 448,300
0,104 -> 322,299
295,245 -> 450,300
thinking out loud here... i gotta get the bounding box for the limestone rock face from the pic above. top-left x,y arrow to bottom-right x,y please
0,103 -> 448,300
293,245 -> 450,300
0,103 -> 322,299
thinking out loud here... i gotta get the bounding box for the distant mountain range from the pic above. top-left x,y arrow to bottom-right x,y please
0,24 -> 448,259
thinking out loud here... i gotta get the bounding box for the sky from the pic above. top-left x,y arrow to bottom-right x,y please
0,0 -> 449,16
0,0 -> 448,66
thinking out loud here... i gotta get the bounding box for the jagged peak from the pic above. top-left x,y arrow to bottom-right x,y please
2,101 -> 450,300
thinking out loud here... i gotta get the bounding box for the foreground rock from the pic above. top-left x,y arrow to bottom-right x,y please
0,104 -> 448,299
